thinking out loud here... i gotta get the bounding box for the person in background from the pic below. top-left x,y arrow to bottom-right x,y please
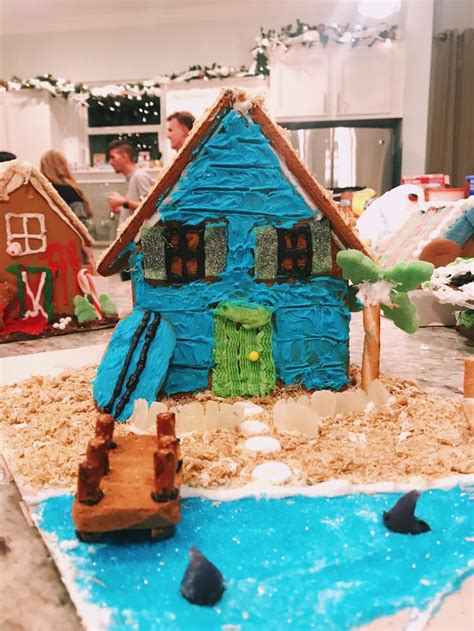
40,150 -> 93,226
166,111 -> 195,152
39,150 -> 95,267
0,151 -> 17,162
107,140 -> 154,225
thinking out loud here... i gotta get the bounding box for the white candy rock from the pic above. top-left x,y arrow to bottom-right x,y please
241,420 -> 270,436
218,403 -> 243,430
233,401 -> 265,417
272,399 -> 319,438
273,399 -> 289,431
252,462 -> 292,484
244,436 -> 281,454
130,398 -> 150,430
311,390 -> 337,418
205,400 -> 220,431
176,403 -> 202,434
297,395 -> 311,408
367,380 -> 391,406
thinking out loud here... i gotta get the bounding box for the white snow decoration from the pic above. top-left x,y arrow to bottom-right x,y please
244,436 -> 281,454
357,280 -> 396,307
241,420 -> 269,436
424,259 -> 474,310
52,316 -> 72,331
252,462 -> 292,484
364,401 -> 376,414
233,99 -> 253,115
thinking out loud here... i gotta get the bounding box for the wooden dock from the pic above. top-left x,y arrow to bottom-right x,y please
72,413 -> 181,542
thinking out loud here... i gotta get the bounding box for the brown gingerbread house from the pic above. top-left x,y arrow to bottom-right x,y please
0,159 -> 94,334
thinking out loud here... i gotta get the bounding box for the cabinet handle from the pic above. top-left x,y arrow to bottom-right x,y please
323,93 -> 328,114
336,93 -> 342,113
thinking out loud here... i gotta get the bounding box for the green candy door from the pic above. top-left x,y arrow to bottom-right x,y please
212,302 -> 276,397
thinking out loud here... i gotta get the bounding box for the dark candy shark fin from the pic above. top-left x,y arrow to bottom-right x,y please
383,490 -> 431,535
180,547 -> 225,606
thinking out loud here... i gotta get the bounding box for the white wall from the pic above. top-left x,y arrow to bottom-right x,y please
0,2 -> 405,82
433,0 -> 474,32
401,0 -> 434,177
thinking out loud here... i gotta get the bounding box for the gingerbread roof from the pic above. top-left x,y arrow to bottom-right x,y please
0,159 -> 94,247
97,89 -> 372,276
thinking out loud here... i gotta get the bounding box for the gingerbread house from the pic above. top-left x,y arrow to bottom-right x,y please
378,196 -> 474,268
0,160 -> 94,336
95,89 -> 372,420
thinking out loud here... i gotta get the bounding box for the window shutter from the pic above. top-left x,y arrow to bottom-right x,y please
204,223 -> 227,277
310,217 -> 332,275
141,226 -> 166,280
255,226 -> 278,279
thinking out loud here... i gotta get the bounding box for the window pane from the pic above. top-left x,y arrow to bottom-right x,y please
88,96 -> 161,127
89,132 -> 161,167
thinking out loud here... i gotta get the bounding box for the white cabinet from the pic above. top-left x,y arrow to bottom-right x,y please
270,44 -> 405,121
0,91 -> 88,168
333,45 -> 404,118
269,50 -> 330,119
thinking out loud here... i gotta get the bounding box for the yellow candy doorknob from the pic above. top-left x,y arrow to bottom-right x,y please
248,351 -> 260,362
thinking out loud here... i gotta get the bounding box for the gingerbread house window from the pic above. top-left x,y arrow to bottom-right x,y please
5,213 -> 47,257
141,221 -> 227,283
164,223 -> 206,283
276,225 -> 312,278
255,218 -> 332,280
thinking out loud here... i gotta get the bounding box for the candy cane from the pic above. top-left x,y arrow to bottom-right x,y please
77,268 -> 103,319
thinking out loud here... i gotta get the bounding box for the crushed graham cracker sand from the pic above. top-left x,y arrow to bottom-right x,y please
0,365 -> 472,492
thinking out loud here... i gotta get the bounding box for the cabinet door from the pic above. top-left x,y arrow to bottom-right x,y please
334,48 -> 397,118
271,51 -> 330,121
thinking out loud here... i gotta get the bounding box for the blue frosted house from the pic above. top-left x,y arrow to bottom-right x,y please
95,90 -> 371,421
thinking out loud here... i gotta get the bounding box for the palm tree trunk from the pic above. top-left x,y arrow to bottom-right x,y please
361,305 -> 381,392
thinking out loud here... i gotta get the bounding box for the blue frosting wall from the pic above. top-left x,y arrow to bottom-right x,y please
129,109 -> 350,394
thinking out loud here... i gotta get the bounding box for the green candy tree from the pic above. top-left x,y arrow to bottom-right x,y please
336,250 -> 434,391
73,295 -> 99,323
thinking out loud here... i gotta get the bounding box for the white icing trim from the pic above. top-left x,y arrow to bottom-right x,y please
21,270 -> 47,319
413,196 -> 474,258
5,212 -> 47,256
180,472 -> 474,501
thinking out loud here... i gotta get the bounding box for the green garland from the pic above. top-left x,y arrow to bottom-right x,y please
251,20 -> 398,75
0,20 -> 398,99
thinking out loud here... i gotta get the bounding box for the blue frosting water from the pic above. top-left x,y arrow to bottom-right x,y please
37,488 -> 474,630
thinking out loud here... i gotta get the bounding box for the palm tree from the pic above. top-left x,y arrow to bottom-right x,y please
336,250 -> 434,392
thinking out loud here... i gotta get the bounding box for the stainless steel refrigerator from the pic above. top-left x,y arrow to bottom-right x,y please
285,126 -> 398,196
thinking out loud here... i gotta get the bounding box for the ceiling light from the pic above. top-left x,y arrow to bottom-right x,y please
357,0 -> 401,20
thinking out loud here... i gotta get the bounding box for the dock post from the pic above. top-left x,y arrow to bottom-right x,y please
151,449 -> 178,502
95,413 -> 116,448
156,412 -> 176,438
87,437 -> 110,475
77,462 -> 104,505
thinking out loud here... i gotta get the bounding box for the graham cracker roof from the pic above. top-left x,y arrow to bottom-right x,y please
0,159 -> 94,247
97,88 -> 372,276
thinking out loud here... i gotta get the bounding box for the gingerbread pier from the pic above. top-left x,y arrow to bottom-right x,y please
72,412 -> 182,542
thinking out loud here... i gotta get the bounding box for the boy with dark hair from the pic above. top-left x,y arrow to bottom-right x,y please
166,111 -> 195,151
